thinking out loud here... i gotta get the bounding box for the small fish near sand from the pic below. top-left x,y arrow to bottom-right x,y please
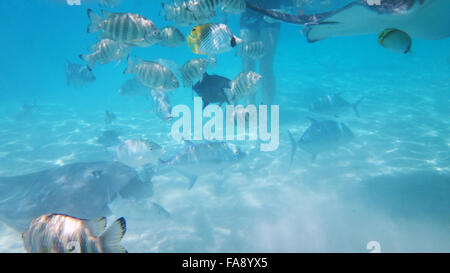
187,23 -> 243,55
160,26 -> 186,47
288,118 -> 354,162
159,141 -> 246,189
193,72 -> 231,108
65,60 -> 96,87
79,38 -> 131,68
22,213 -> 127,253
124,56 -> 180,92
309,93 -> 364,118
104,110 -> 116,124
97,129 -> 121,147
87,9 -> 161,47
378,28 -> 412,54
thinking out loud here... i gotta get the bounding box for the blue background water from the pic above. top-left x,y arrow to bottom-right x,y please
0,1 -> 449,252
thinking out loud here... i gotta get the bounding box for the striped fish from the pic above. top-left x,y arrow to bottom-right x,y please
79,38 -> 131,68
99,0 -> 120,8
22,214 -> 127,253
237,41 -> 265,60
187,23 -> 242,55
124,56 -> 180,92
160,26 -> 186,47
224,71 -> 262,103
181,57 -> 216,87
161,2 -> 197,26
87,9 -> 161,47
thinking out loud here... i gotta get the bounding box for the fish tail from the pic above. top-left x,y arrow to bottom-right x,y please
123,55 -> 137,74
287,130 -> 297,165
79,54 -> 96,69
352,97 -> 365,118
87,9 -> 104,33
99,217 -> 127,253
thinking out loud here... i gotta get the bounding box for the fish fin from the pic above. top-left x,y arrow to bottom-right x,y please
87,9 -> 104,33
79,54 -> 96,69
99,217 -> 127,253
352,97 -> 365,118
224,88 -> 234,104
85,217 -> 106,237
287,130 -> 297,165
101,9 -> 113,18
186,175 -> 198,190
123,55 -> 136,74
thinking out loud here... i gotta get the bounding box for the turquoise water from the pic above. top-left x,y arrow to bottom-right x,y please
0,1 -> 449,252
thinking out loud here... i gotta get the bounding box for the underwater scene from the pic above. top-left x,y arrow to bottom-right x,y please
0,0 -> 449,253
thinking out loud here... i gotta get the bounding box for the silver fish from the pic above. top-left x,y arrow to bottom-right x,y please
160,141 -> 246,189
237,41 -> 265,60
65,60 -> 95,87
124,56 -> 180,92
160,26 -> 186,47
181,57 -> 216,87
116,139 -> 164,168
22,214 -> 126,253
151,90 -> 173,122
79,38 -> 131,68
309,93 -> 364,118
224,71 -> 262,103
288,118 -> 354,162
87,9 -> 161,47
161,2 -> 197,26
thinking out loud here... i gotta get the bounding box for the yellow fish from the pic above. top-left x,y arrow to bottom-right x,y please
187,23 -> 242,55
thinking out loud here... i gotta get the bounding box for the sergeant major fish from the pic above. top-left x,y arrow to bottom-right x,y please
160,26 -> 186,47
236,41 -> 266,60
222,0 -> 246,14
288,118 -> 354,162
65,60 -> 95,87
224,71 -> 262,104
159,141 -> 246,189
87,9 -> 161,47
181,57 -> 216,87
79,38 -> 131,68
124,56 -> 179,92
309,93 -> 364,118
22,213 -> 126,253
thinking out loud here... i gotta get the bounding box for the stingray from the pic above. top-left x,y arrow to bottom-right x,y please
0,161 -> 152,232
246,0 -> 450,42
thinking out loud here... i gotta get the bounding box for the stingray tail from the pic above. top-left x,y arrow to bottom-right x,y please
352,97 -> 365,118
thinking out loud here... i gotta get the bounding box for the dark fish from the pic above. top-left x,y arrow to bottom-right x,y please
97,130 -> 121,147
65,60 -> 96,87
309,93 -> 364,118
104,111 -> 116,124
15,100 -> 40,121
288,118 -> 354,162
193,72 -> 231,108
